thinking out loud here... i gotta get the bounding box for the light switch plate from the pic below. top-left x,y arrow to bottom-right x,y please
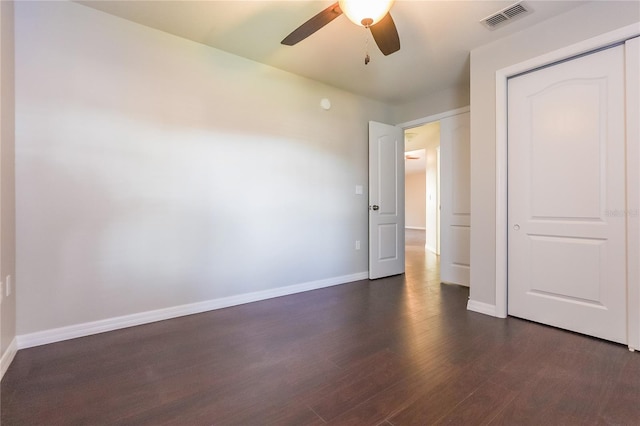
355,185 -> 363,195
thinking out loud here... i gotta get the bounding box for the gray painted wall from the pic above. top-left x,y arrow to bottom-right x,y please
15,1 -> 392,335
1,0 -> 16,361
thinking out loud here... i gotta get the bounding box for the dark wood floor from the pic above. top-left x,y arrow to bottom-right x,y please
2,230 -> 639,425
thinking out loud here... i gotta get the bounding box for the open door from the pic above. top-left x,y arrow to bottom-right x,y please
440,112 -> 471,286
369,121 -> 405,279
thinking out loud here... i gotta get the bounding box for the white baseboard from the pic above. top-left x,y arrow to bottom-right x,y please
17,271 -> 369,350
405,226 -> 426,230
467,299 -> 504,318
1,337 -> 18,380
425,244 -> 437,254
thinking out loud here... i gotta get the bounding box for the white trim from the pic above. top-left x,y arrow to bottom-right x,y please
494,23 -> 640,320
425,244 -> 437,254
405,226 -> 426,231
625,37 -> 640,352
396,106 -> 470,129
1,337 -> 18,380
17,272 -> 368,349
466,299 -> 500,317
495,69 -> 508,319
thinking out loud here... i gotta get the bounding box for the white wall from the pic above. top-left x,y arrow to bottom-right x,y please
0,0 -> 17,362
405,168 -> 426,230
469,1 -> 640,307
15,1 -> 392,336
425,143 -> 439,254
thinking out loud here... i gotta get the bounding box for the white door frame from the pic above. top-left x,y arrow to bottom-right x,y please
495,24 -> 640,348
436,145 -> 441,255
625,36 -> 640,351
396,106 -> 470,131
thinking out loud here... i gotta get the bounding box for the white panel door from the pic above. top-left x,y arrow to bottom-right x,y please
440,112 -> 471,286
369,121 -> 404,279
508,45 -> 627,344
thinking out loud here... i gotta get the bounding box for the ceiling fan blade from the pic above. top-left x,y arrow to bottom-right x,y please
281,2 -> 343,46
369,12 -> 400,56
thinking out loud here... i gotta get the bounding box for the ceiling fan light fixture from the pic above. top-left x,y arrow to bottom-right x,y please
338,0 -> 395,27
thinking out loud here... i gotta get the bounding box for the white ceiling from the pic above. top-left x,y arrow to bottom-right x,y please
76,0 -> 588,104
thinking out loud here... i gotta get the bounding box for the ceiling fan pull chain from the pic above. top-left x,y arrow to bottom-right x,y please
364,29 -> 370,65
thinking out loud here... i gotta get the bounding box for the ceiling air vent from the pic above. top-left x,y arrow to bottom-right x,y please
481,2 -> 531,30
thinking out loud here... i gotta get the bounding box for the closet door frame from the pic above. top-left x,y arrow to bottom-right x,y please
625,36 -> 639,351
494,23 -> 640,350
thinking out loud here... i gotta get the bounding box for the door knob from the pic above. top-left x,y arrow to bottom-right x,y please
370,205 -> 380,211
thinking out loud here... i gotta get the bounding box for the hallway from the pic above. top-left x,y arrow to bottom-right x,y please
405,228 -> 440,284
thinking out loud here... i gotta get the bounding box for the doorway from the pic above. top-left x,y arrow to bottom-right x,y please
404,122 -> 440,262
399,108 -> 471,288
368,107 -> 470,282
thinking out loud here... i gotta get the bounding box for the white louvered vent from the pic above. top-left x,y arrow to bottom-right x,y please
481,2 -> 531,30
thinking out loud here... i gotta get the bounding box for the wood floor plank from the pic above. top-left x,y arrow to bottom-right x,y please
305,349 -> 411,422
433,380 -> 518,425
387,371 -> 489,425
325,361 -> 460,426
596,353 -> 640,425
487,332 -> 637,425
226,400 -> 327,426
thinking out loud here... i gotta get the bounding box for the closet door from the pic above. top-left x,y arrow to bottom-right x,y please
508,45 -> 627,343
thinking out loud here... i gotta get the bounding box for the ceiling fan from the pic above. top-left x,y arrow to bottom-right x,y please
281,1 -> 400,58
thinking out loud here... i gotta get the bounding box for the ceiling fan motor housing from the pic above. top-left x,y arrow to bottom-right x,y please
338,0 -> 395,27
